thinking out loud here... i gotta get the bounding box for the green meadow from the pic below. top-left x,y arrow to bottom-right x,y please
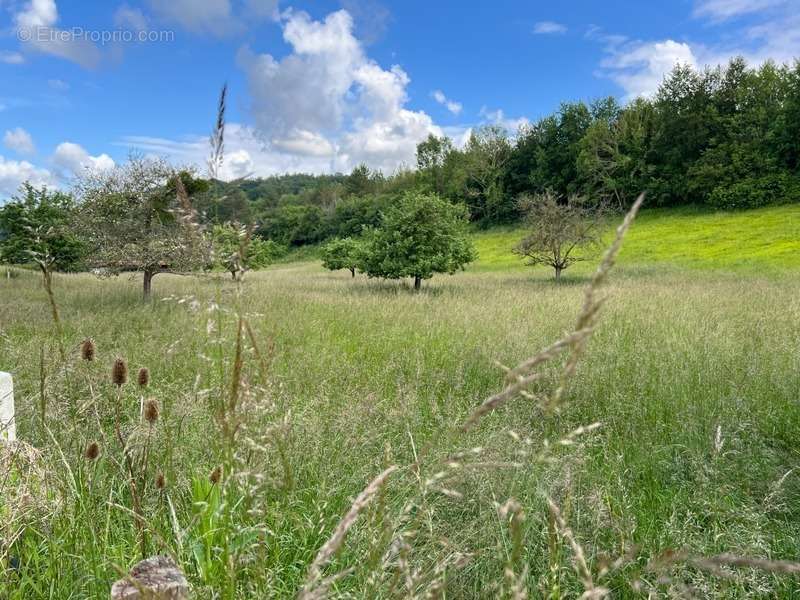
471,203 -> 800,273
1,204 -> 799,598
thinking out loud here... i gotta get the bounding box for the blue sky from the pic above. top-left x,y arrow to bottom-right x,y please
1,0 -> 798,198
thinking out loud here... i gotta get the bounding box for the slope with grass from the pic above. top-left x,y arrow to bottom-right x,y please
472,203 -> 800,273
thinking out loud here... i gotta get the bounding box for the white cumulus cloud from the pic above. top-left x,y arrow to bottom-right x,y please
237,8 -> 441,173
432,90 -> 463,115
596,2 -> 800,99
52,142 -> 115,178
601,39 -> 698,99
479,107 -> 529,134
0,154 -> 55,198
118,123 -> 335,179
13,0 -> 101,68
3,128 -> 36,155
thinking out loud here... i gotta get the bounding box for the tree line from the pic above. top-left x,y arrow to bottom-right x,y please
0,161 -> 477,296
208,55 -> 800,245
2,57 -> 799,293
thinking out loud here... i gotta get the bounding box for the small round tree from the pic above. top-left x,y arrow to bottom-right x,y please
358,192 -> 475,289
211,223 -> 281,279
513,191 -> 604,281
321,237 -> 362,277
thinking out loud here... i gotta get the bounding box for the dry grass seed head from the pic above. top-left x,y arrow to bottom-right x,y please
299,466 -> 398,599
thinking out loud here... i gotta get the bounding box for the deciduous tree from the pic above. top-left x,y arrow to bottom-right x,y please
0,183 -> 84,271
321,236 -> 362,277
74,157 -> 210,299
211,223 -> 281,279
358,192 -> 475,289
514,192 -> 604,281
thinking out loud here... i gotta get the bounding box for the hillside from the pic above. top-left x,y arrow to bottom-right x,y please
471,204 -> 800,273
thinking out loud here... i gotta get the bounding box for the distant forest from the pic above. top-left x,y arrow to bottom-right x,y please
195,58 -> 800,247
5,57 -> 798,252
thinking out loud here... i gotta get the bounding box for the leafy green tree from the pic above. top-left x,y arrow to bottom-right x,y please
416,134 -> 454,196
211,223 -> 283,279
74,157 -> 211,299
0,183 -> 84,271
329,194 -> 389,238
649,63 -> 718,205
321,237 -> 362,277
259,203 -> 328,246
462,126 -> 514,224
196,187 -> 252,224
345,163 -> 383,197
358,192 -> 475,289
577,119 -> 624,208
781,61 -> 800,171
514,192 -> 604,281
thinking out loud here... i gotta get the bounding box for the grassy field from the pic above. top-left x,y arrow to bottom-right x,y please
472,203 -> 800,273
1,206 -> 800,598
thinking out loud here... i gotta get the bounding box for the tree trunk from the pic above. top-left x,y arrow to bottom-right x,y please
554,266 -> 562,282
143,270 -> 154,300
414,275 -> 421,290
350,267 -> 355,278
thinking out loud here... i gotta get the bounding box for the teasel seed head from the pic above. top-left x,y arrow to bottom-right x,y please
144,398 -> 159,424
209,465 -> 222,485
81,339 -> 95,361
155,472 -> 166,490
112,358 -> 128,387
137,367 -> 150,388
85,441 -> 100,461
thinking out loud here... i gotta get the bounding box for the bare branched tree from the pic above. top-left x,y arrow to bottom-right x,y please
513,191 -> 606,281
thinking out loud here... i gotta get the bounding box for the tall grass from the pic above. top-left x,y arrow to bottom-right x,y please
1,206 -> 799,597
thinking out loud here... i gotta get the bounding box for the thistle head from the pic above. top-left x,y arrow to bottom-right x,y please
209,465 -> 222,485
144,398 -> 159,425
85,441 -> 100,461
155,472 -> 166,490
137,367 -> 150,388
112,358 -> 128,387
81,339 -> 96,361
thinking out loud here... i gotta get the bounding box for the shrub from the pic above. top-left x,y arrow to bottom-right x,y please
708,174 -> 800,210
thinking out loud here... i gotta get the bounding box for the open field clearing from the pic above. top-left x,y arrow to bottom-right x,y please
2,229 -> 799,596
471,204 -> 800,273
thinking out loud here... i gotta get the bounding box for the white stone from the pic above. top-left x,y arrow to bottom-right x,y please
1,371 -> 15,442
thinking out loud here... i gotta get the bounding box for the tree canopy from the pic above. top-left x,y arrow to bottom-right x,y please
0,183 -> 84,272
358,192 -> 475,289
321,237 -> 363,277
210,223 -> 284,279
74,157 -> 211,299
